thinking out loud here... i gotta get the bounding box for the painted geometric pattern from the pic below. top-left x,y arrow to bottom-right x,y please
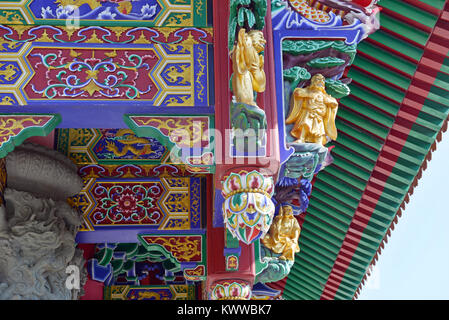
72,176 -> 202,231
0,61 -> 21,85
0,0 -> 208,27
0,43 -> 32,105
76,163 -> 208,180
4,43 -> 208,106
88,241 -> 203,286
104,284 -> 196,300
55,123 -> 214,173
26,46 -> 160,101
0,114 -> 61,157
139,234 -> 204,263
0,25 -> 213,46
137,233 -> 206,281
124,115 -> 215,173
56,128 -> 169,165
126,115 -> 212,149
0,24 -> 211,107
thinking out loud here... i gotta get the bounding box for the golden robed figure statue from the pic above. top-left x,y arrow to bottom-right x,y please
261,205 -> 301,261
286,74 -> 338,146
230,28 -> 266,106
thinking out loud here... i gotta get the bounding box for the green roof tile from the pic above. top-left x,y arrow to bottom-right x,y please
283,1 -> 447,300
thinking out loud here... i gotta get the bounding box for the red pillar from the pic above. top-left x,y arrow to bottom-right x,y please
206,0 -> 280,300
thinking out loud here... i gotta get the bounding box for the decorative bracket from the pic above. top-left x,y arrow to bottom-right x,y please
209,279 -> 252,300
221,170 -> 275,245
124,114 -> 215,174
0,114 -> 61,158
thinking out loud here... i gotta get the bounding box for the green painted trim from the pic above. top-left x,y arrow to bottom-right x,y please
124,114 -> 215,171
379,0 -> 438,28
378,13 -> 431,45
338,103 -> 392,139
336,117 -> 384,152
352,54 -> 412,90
368,30 -> 424,61
410,0 -> 446,10
347,68 -> 406,103
254,240 -> 269,276
193,0 -> 208,26
0,113 -> 61,159
136,241 -> 182,273
137,233 -> 207,269
124,115 -> 176,150
357,41 -> 418,76
349,85 -> 401,117
329,145 -> 376,172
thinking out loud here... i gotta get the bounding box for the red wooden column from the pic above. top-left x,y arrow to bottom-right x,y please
206,0 -> 280,300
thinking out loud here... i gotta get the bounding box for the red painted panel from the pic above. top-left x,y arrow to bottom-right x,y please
25,130 -> 55,149
78,244 -> 104,300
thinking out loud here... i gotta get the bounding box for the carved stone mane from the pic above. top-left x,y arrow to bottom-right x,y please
5,143 -> 83,200
0,143 -> 86,300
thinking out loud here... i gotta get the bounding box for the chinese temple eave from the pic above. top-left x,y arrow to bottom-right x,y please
1,0 -> 448,301
280,0 -> 449,300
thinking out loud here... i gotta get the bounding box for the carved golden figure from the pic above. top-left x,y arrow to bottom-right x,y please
286,74 -> 338,145
261,205 -> 301,261
230,28 -> 266,106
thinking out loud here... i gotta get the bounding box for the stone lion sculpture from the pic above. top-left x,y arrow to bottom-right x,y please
0,143 -> 86,300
